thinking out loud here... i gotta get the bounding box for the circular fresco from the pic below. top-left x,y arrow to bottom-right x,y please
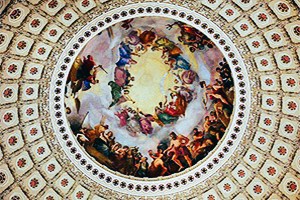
64,16 -> 234,178
50,3 -> 250,196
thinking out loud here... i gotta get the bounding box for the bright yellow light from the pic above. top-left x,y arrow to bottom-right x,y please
123,50 -> 176,114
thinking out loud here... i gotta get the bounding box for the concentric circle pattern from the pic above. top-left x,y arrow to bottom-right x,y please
0,0 -> 299,199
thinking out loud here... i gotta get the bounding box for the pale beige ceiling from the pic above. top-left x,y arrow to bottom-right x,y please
0,0 -> 299,199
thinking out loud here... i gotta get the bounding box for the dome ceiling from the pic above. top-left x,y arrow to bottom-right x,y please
0,0 -> 299,199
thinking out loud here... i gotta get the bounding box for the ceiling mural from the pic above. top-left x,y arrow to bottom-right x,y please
0,0 -> 299,199
65,16 -> 235,178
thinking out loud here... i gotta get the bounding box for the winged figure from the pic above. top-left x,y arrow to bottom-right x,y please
66,55 -> 106,112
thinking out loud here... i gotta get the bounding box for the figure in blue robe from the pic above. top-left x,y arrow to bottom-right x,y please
116,42 -> 134,67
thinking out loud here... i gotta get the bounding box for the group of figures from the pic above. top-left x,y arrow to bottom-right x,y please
75,60 -> 234,177
65,17 -> 235,178
111,21 -> 216,135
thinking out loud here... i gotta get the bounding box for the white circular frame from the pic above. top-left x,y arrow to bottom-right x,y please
49,2 -> 251,196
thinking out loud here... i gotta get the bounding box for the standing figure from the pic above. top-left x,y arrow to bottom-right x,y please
136,157 -> 149,177
124,148 -> 136,175
148,149 -> 168,177
164,132 -> 192,171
